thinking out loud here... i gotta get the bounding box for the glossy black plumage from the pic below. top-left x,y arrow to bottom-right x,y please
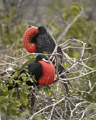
32,26 -> 63,66
35,26 -> 56,54
27,55 -> 44,85
34,26 -> 68,93
33,27 -> 64,72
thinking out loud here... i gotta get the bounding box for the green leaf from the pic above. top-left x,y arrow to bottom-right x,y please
27,78 -> 34,82
20,73 -> 27,81
0,96 -> 6,102
15,80 -> 22,84
0,85 -> 8,95
2,103 -> 8,111
8,106 -> 20,116
19,91 -> 28,106
8,71 -> 19,84
20,73 -> 27,78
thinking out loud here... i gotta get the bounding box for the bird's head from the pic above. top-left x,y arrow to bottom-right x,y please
36,54 -> 49,63
23,25 -> 47,53
38,26 -> 47,34
36,54 -> 45,62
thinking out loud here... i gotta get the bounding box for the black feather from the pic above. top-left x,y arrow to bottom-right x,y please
27,62 -> 42,85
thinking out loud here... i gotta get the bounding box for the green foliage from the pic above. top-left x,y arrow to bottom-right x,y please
0,7 -> 26,46
47,2 -> 96,119
48,2 -> 96,55
0,63 -> 32,117
82,73 -> 96,102
0,85 -> 21,116
62,3 -> 83,18
47,2 -> 96,77
19,83 -> 28,106
8,71 -> 19,84
0,85 -> 8,96
25,54 -> 36,63
0,1 -> 96,119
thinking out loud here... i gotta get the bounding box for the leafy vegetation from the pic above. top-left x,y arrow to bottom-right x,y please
0,1 -> 96,120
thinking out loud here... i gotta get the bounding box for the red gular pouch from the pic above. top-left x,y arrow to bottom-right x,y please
23,27 -> 39,53
38,61 -> 55,85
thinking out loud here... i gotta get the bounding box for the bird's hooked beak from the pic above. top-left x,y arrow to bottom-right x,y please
28,25 -> 38,29
42,58 -> 50,63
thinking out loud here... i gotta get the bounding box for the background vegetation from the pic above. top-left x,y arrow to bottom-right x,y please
0,0 -> 96,120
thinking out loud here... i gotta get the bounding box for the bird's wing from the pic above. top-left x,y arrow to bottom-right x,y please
47,33 -> 56,47
28,62 -> 42,76
36,34 -> 55,53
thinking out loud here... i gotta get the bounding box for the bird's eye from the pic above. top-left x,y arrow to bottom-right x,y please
28,25 -> 32,28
